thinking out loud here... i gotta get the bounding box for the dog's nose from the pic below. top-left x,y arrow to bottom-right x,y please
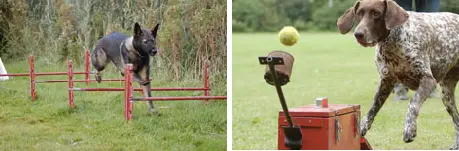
150,49 -> 157,56
354,32 -> 364,40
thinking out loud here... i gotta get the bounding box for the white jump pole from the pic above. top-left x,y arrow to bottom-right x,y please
0,57 -> 9,81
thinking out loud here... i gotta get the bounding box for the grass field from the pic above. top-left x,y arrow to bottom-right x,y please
232,32 -> 456,150
0,59 -> 226,150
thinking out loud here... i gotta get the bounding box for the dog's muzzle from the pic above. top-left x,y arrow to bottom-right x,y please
150,49 -> 157,56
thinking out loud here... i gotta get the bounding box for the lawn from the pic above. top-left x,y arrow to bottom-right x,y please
0,58 -> 227,150
232,32 -> 455,150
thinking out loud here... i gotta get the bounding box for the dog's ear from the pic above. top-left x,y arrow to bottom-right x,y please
384,0 -> 409,30
152,23 -> 160,38
337,1 -> 359,34
134,22 -> 142,37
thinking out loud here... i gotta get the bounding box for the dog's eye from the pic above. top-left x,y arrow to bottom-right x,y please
373,11 -> 381,17
355,11 -> 363,20
142,39 -> 147,45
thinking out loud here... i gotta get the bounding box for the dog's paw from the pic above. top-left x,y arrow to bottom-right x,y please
450,144 -> 459,150
394,94 -> 410,101
95,74 -> 102,83
148,108 -> 161,116
360,116 -> 371,136
403,124 -> 417,143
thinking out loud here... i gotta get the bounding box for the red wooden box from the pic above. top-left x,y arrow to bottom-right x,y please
278,104 -> 361,150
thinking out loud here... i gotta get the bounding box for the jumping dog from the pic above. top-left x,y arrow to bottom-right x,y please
91,22 -> 160,114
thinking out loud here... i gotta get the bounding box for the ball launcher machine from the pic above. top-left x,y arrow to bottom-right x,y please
258,51 -> 372,150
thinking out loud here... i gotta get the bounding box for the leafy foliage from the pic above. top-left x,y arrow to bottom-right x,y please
0,0 -> 226,81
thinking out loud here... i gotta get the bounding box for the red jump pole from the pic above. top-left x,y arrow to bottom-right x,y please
0,73 -> 30,76
203,60 -> 211,103
124,64 -> 133,121
72,86 -> 208,92
38,79 -> 111,83
84,50 -> 90,85
70,87 -> 209,91
0,72 -> 92,77
29,55 -> 36,101
128,65 -> 133,121
124,69 -> 127,120
34,71 -> 87,76
36,79 -> 126,83
131,96 -> 227,101
68,60 -> 75,109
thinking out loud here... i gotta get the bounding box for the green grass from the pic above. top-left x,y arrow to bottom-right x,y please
0,59 -> 226,150
232,32 -> 455,150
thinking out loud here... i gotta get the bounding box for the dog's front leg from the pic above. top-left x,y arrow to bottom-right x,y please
135,66 -> 158,114
141,82 -> 158,114
403,76 -> 436,143
361,77 -> 395,136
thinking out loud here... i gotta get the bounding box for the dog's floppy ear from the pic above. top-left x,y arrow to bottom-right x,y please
384,0 -> 409,30
337,1 -> 359,34
152,23 -> 160,38
134,22 -> 143,37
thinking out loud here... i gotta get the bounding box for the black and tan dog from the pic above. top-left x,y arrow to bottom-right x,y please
91,22 -> 160,114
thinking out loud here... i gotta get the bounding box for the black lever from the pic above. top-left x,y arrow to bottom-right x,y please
259,56 -> 302,150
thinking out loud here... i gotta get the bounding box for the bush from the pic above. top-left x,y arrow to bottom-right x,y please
233,0 -> 459,32
309,0 -> 355,31
0,0 -> 227,81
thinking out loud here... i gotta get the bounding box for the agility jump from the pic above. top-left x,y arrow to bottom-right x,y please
0,51 -> 127,100
0,50 -> 147,100
67,59 -> 227,121
0,50 -> 227,121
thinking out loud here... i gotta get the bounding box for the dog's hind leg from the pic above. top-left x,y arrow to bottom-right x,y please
90,47 -> 109,83
111,57 -> 126,76
439,68 -> 459,149
403,76 -> 437,143
361,77 -> 395,136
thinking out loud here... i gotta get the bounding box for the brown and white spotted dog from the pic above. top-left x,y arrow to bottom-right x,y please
337,0 -> 459,149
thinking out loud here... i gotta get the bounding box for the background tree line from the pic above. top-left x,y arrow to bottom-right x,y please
233,0 -> 459,32
0,0 -> 226,81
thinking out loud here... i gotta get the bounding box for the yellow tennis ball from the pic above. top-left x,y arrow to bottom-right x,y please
279,26 -> 299,46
